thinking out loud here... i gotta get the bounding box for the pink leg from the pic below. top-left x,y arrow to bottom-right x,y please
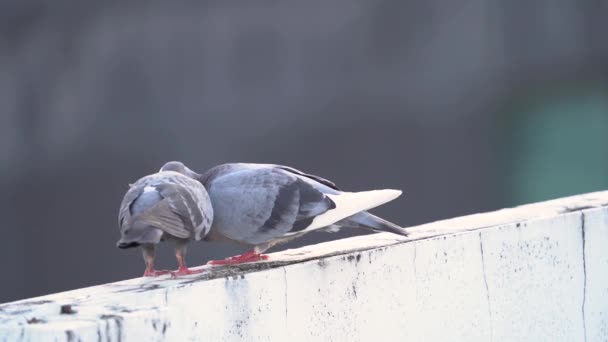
207,250 -> 270,266
170,244 -> 203,277
142,245 -> 170,277
143,268 -> 171,277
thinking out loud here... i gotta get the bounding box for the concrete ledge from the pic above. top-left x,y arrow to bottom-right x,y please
1,191 -> 608,341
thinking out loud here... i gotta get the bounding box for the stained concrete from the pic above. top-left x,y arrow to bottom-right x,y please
1,191 -> 607,341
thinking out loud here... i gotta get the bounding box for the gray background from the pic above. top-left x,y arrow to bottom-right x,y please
1,1 -> 607,302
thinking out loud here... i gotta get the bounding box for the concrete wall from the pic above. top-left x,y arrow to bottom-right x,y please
1,191 -> 607,341
4,0 -> 608,304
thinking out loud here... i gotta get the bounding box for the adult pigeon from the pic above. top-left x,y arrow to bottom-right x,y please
188,163 -> 408,265
117,162 -> 213,277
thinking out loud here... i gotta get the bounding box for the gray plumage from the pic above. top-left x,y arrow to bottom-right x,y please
118,171 -> 212,244
117,161 -> 213,276
196,163 -> 408,261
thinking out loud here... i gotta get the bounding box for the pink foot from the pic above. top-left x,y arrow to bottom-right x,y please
170,267 -> 204,278
207,251 -> 269,265
143,269 -> 171,277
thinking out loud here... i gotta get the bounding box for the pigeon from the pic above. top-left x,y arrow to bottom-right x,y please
184,162 -> 408,265
117,161 -> 213,277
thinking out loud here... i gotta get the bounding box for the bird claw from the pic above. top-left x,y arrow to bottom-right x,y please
170,268 -> 204,278
143,269 -> 171,277
207,252 -> 269,265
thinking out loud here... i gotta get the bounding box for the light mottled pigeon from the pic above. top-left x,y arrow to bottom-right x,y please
117,162 -> 213,277
186,162 -> 408,265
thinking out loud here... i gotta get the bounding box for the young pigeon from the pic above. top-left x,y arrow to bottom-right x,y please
187,163 -> 408,265
117,162 -> 213,277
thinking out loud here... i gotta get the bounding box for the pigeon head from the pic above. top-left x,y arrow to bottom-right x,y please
159,161 -> 200,179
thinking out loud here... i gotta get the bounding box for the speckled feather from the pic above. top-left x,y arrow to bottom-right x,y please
198,163 -> 407,251
118,171 -> 213,242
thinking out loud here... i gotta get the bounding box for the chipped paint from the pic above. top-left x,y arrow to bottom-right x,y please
0,191 -> 608,341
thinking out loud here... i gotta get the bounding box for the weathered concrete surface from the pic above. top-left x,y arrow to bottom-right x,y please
1,191 -> 607,341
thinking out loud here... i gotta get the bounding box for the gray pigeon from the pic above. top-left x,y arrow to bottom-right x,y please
185,162 -> 408,265
117,162 -> 213,277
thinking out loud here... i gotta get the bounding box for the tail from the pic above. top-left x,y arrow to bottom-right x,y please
117,188 -> 165,248
338,211 -> 409,237
304,189 -> 402,232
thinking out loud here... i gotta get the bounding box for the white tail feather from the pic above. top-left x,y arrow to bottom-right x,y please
301,189 -> 402,232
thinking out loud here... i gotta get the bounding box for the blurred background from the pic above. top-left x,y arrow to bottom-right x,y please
1,1 -> 607,303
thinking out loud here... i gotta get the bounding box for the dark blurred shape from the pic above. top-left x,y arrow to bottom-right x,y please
1,1 -> 607,302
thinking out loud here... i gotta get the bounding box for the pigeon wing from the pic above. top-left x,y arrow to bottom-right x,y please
135,182 -> 200,239
207,167 -> 335,244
